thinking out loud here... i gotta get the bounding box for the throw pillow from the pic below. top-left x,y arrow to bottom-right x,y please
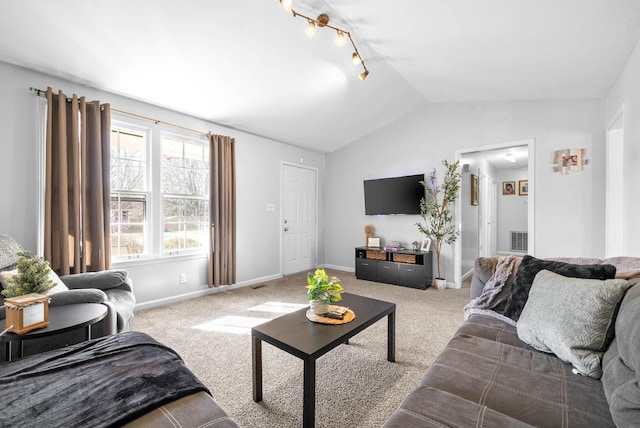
0,269 -> 67,294
47,270 -> 69,295
0,269 -> 17,289
503,255 -> 617,321
517,269 -> 630,378
0,234 -> 23,270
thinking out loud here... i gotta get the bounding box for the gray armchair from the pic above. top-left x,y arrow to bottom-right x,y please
0,234 -> 136,338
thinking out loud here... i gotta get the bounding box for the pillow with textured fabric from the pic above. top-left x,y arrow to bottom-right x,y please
47,270 -> 69,295
0,269 -> 17,289
504,255 -> 617,321
517,269 -> 630,378
0,234 -> 23,270
0,269 -> 67,294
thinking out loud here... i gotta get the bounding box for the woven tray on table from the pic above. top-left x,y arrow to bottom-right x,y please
306,306 -> 355,325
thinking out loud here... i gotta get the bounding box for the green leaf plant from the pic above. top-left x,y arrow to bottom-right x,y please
1,251 -> 54,298
415,159 -> 462,281
306,269 -> 343,303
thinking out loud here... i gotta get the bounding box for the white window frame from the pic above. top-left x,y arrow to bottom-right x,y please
109,114 -> 209,264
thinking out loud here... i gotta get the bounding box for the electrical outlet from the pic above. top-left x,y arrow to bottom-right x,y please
179,273 -> 187,284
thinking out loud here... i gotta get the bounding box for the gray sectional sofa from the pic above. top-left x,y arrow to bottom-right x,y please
384,255 -> 640,427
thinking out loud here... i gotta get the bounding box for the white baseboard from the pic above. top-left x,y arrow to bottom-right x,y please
134,273 -> 283,311
320,264 -> 353,273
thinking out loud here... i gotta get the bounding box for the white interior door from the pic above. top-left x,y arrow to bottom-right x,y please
282,164 -> 317,275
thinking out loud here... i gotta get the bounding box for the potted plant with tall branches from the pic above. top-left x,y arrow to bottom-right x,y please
416,159 -> 461,290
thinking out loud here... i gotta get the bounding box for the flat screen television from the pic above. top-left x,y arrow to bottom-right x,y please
364,174 -> 425,215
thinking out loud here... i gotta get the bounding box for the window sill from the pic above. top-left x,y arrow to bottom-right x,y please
112,252 -> 208,268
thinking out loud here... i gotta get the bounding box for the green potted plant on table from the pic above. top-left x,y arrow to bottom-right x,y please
1,250 -> 54,298
416,159 -> 462,290
306,269 -> 343,315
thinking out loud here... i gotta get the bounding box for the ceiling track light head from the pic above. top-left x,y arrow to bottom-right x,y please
280,0 -> 294,12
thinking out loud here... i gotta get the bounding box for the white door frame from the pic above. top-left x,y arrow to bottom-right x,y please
605,104 -> 626,257
454,138 -> 535,288
280,161 -> 319,275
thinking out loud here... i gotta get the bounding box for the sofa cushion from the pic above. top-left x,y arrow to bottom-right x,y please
385,314 -> 615,427
602,283 -> 640,426
517,270 -> 630,378
61,269 -> 129,290
503,255 -> 617,321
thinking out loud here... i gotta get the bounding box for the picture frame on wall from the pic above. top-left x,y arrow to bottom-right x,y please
420,238 -> 432,252
502,181 -> 516,195
471,174 -> 479,206
519,180 -> 528,196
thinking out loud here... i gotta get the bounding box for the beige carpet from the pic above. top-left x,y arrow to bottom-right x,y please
133,270 -> 470,428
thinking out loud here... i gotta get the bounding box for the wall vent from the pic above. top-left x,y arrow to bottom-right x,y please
510,231 -> 528,252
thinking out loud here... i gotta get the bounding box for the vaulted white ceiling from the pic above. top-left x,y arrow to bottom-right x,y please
1,0 -> 639,152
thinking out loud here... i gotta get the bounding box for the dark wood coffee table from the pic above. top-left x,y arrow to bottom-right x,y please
1,303 -> 108,361
252,292 -> 396,428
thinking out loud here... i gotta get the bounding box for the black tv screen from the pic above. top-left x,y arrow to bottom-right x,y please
364,174 -> 425,215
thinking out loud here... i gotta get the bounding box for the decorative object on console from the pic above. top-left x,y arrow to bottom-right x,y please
420,238 -> 431,252
367,237 -> 381,248
415,159 -> 461,289
412,241 -> 419,251
306,269 -> 343,315
364,224 -> 374,246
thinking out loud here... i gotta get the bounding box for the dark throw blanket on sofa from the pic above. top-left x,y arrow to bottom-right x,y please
0,331 -> 209,427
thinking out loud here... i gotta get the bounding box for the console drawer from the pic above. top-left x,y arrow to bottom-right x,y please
377,261 -> 399,284
399,264 -> 428,289
355,259 -> 376,281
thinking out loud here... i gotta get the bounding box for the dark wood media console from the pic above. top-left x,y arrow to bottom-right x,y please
355,247 -> 433,289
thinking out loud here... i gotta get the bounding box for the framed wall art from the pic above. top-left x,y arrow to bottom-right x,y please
518,180 -> 528,196
502,181 -> 515,195
471,174 -> 479,206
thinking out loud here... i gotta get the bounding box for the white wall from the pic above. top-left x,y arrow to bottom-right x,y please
496,169 -> 528,252
606,38 -> 640,257
0,61 -> 325,306
325,99 -> 606,284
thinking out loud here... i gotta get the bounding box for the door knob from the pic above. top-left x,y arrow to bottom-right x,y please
284,227 -> 289,232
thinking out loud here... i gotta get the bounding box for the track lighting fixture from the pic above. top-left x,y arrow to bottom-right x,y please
278,1 -> 369,81
305,19 -> 316,37
280,0 -> 293,13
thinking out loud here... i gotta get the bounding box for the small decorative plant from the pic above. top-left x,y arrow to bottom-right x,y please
1,251 -> 54,298
306,269 -> 343,303
416,159 -> 462,284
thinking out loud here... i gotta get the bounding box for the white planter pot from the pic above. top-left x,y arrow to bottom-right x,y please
310,300 -> 329,315
433,278 -> 447,290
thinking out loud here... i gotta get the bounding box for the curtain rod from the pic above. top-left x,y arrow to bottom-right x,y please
29,86 -> 211,137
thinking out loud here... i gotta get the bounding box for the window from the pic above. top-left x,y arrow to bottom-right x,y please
161,134 -> 209,254
109,117 -> 209,262
111,126 -> 149,258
